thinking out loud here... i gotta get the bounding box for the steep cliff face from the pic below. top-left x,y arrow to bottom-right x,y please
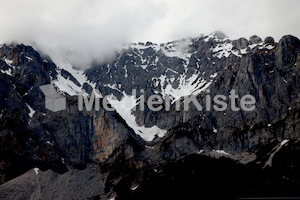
0,44 -> 134,184
145,35 -> 300,160
0,33 -> 300,199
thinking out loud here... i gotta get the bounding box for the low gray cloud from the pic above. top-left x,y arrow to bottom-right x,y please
0,0 -> 299,67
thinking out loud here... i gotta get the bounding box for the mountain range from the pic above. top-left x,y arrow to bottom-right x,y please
0,31 -> 300,199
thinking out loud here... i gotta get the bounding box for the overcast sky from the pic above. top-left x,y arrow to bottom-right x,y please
0,0 -> 299,67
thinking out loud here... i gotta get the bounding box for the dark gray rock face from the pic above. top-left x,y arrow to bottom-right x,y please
264,36 -> 275,44
232,37 -> 249,50
1,32 -> 300,198
0,164 -> 105,200
249,35 -> 263,44
137,35 -> 300,160
0,44 -> 134,185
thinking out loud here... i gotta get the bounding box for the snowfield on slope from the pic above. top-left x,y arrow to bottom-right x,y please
108,93 -> 167,141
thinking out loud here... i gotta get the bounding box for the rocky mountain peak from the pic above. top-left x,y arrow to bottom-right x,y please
249,35 -> 262,45
212,31 -> 227,40
264,36 -> 275,44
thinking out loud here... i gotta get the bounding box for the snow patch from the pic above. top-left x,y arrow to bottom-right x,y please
212,127 -> 218,133
52,59 -> 99,97
26,56 -> 33,61
108,93 -> 167,141
210,73 -> 218,79
33,168 -> 39,175
54,74 -> 82,96
282,77 -> 288,83
259,44 -> 275,50
249,44 -> 259,49
280,139 -> 289,146
212,42 -> 233,58
124,66 -> 128,78
26,103 -> 35,117
204,32 -> 228,42
198,150 -> 204,154
0,68 -> 12,76
264,140 -> 289,168
4,58 -> 13,66
155,73 -> 212,103
104,83 -> 123,93
240,48 -> 248,54
213,150 -> 229,155
130,185 -> 139,191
